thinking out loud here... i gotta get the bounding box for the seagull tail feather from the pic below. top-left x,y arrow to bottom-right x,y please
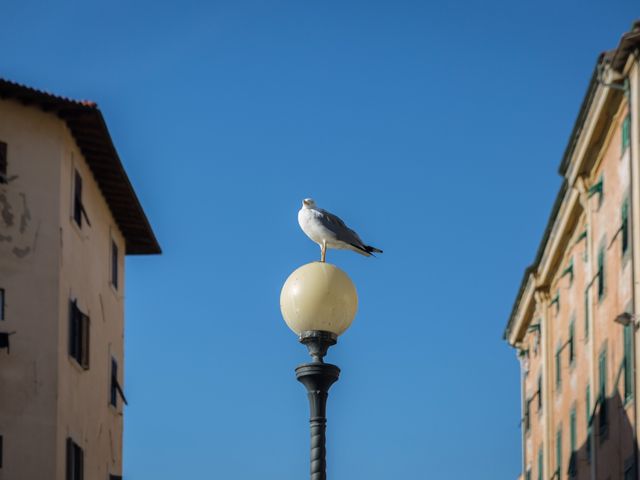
365,245 -> 383,254
350,243 -> 383,257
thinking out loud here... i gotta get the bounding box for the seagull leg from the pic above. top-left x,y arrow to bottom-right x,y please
321,241 -> 327,263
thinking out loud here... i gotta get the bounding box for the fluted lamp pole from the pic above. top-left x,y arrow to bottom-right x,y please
280,262 -> 358,480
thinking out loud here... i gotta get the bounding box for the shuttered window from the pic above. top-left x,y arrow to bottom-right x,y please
110,357 -> 128,408
584,289 -> 589,341
556,427 -> 563,478
69,300 -> 90,369
111,241 -> 119,290
538,448 -> 543,480
624,323 -> 633,401
597,246 -> 605,301
568,320 -> 575,365
569,407 -> 577,476
598,349 -> 608,433
73,171 -> 90,228
622,115 -> 630,152
586,384 -> 591,462
622,199 -> 630,257
556,346 -> 562,389
537,374 -> 543,411
0,142 -> 6,183
66,438 -> 83,480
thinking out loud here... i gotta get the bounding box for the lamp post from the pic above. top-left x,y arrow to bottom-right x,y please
280,262 -> 358,480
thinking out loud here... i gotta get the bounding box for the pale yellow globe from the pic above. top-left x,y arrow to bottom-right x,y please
280,262 -> 358,336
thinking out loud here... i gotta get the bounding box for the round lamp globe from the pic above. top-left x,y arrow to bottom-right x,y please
280,262 -> 358,337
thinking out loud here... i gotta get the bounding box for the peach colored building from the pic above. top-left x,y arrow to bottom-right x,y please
0,79 -> 160,479
505,23 -> 640,480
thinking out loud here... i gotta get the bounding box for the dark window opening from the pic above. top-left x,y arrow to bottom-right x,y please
73,171 -> 90,228
110,357 -> 128,407
69,300 -> 90,369
597,246 -> 605,301
537,374 -> 543,411
598,349 -> 608,434
622,200 -> 629,257
0,142 -> 7,184
66,437 -> 83,480
111,241 -> 118,290
624,323 -> 633,401
568,321 -> 575,365
109,475 -> 122,480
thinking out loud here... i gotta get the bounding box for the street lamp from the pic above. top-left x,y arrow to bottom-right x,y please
280,261 -> 358,480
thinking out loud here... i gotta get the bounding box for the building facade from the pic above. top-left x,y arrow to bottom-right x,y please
0,79 -> 160,479
505,23 -> 640,480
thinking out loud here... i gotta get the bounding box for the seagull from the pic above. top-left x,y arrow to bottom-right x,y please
298,198 -> 383,262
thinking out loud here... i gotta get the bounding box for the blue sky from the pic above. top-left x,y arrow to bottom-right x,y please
3,1 -> 639,478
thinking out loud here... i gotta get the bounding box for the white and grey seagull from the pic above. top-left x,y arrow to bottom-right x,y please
298,198 -> 383,262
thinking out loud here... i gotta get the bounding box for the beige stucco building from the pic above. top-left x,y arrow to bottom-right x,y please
0,79 -> 160,479
505,22 -> 640,480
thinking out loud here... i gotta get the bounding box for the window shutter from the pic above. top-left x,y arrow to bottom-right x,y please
74,172 -> 83,227
111,241 -> 119,290
80,313 -> 90,369
69,300 -> 78,359
111,358 -> 118,406
622,200 -> 629,256
597,247 -> 605,301
624,324 -> 633,400
623,115 -> 630,151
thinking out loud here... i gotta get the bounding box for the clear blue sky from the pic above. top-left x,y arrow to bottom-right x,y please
3,1 -> 639,478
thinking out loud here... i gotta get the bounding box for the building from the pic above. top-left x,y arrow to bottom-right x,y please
504,23 -> 640,480
0,79 -> 160,479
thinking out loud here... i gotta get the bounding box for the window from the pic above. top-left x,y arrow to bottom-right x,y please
598,349 -> 608,434
69,300 -> 90,369
556,345 -> 562,389
66,437 -> 83,480
624,457 -> 635,480
111,240 -> 118,290
622,115 -> 630,152
525,469 -> 531,480
524,399 -> 530,432
0,288 -> 4,321
597,245 -> 605,301
110,357 -> 127,408
568,320 -> 575,365
556,427 -> 563,479
624,323 -> 633,401
537,374 -> 543,411
0,142 -> 6,184
538,447 -> 543,480
569,407 -> 577,476
586,384 -> 592,462
622,199 -> 630,257
584,289 -> 589,341
73,170 -> 90,228
109,476 -> 122,480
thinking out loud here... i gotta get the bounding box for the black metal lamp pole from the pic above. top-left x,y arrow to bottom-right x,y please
296,330 -> 341,480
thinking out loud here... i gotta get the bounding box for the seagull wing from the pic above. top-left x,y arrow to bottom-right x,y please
318,209 -> 368,250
